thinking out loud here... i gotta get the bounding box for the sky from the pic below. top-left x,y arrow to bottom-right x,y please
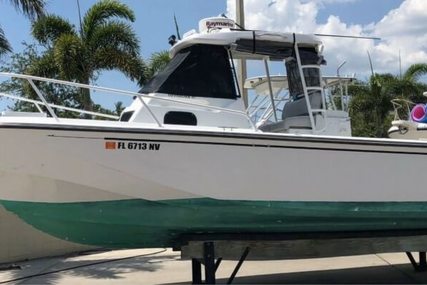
1,0 -> 426,110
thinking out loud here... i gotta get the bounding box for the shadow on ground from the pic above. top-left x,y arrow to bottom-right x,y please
165,263 -> 427,284
0,250 -> 178,285
3,252 -> 427,284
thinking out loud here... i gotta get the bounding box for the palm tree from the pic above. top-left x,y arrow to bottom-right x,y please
0,0 -> 45,56
349,63 -> 427,138
114,101 -> 124,115
387,63 -> 427,102
0,43 -> 82,116
349,74 -> 395,137
28,0 -> 146,111
144,50 -> 170,80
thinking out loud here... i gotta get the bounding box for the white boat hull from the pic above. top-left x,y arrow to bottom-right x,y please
1,122 -> 427,203
3,122 -> 427,248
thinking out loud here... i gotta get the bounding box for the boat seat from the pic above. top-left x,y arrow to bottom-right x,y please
259,92 -> 322,133
282,91 -> 322,120
259,116 -> 312,132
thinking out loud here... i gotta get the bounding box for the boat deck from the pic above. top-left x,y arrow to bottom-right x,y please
1,248 -> 427,284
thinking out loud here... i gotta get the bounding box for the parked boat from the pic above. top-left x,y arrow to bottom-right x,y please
388,94 -> 427,140
1,17 -> 427,249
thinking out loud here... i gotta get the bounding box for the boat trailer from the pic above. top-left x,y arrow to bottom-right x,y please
177,231 -> 427,284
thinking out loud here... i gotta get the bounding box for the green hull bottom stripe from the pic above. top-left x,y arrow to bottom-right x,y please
2,198 -> 427,248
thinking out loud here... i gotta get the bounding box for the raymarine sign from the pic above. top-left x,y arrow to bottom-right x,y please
199,17 -> 235,33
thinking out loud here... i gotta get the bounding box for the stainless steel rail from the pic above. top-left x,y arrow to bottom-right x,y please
0,72 -> 256,130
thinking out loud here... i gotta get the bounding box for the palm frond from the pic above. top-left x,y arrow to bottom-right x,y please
0,26 -> 12,55
21,51 -> 57,100
114,101 -> 124,115
145,51 -> 170,80
403,63 -> 427,82
83,0 -> 135,40
26,49 -> 58,77
94,47 -> 146,85
32,15 -> 76,47
53,34 -> 86,81
7,0 -> 46,20
88,21 -> 140,55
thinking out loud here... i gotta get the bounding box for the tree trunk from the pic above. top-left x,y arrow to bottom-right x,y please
80,77 -> 93,118
80,88 -> 92,111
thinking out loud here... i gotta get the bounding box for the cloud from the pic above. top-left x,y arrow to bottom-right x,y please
302,0 -> 361,9
227,0 -> 318,33
226,0 -> 427,79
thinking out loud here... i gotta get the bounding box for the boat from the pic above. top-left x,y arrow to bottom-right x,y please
2,17 -> 427,249
388,93 -> 427,140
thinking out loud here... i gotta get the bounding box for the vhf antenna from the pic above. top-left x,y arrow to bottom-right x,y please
76,0 -> 83,36
221,13 -> 245,30
315,34 -> 381,41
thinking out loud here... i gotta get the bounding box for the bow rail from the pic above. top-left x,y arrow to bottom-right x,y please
0,72 -> 256,130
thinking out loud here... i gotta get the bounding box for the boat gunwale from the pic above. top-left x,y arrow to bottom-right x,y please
1,122 -> 427,152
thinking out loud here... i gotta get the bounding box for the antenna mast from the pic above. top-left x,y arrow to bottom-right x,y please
76,0 -> 83,36
174,14 -> 181,40
367,51 -> 374,76
236,0 -> 248,108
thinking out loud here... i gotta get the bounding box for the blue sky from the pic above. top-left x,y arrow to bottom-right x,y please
1,0 -> 404,55
1,0 -> 422,111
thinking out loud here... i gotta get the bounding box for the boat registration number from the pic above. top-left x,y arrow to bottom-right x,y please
105,141 -> 160,151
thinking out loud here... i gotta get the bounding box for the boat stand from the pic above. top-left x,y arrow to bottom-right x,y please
190,241 -> 250,284
179,231 -> 427,284
406,252 -> 427,272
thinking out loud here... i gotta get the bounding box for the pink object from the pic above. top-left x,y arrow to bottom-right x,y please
411,104 -> 426,122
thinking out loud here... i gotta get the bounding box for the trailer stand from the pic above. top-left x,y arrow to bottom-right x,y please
192,242 -> 220,284
191,242 -> 250,284
181,232 -> 427,284
227,247 -> 250,284
406,252 -> 427,272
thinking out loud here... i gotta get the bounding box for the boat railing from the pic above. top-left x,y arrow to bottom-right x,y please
246,75 -> 354,129
391,98 -> 415,121
0,92 -> 120,120
0,72 -> 256,130
248,95 -> 290,124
